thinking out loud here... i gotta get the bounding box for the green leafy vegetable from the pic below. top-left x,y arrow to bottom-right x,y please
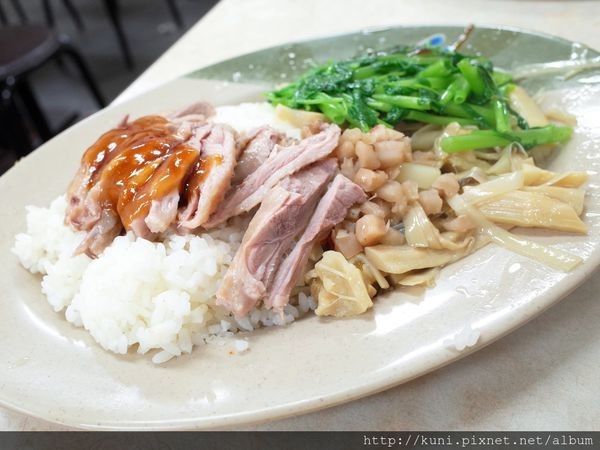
266,41 -> 573,150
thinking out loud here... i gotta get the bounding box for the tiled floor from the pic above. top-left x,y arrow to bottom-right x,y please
0,0 -> 218,173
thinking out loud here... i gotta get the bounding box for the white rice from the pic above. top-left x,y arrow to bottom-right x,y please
211,102 -> 302,139
234,339 -> 249,353
444,325 -> 481,352
13,196 -> 316,364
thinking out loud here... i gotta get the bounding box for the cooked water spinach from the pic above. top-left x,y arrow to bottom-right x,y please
266,44 -> 572,152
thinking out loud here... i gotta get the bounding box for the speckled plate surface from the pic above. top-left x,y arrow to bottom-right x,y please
0,26 -> 599,430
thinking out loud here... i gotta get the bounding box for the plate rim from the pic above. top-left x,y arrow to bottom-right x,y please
187,23 -> 599,81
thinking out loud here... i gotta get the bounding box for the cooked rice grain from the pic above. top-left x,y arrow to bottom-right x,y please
13,196 -> 315,363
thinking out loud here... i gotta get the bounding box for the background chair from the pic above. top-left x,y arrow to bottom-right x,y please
0,25 -> 105,156
0,80 -> 33,157
2,1 -> 187,69
103,0 -> 184,69
42,0 -> 85,32
0,2 -> 7,25
8,0 -> 27,23
0,0 -> 86,30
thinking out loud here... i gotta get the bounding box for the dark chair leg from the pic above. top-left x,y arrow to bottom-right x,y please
1,83 -> 34,157
42,0 -> 55,27
63,0 -> 85,32
42,0 -> 69,70
0,2 -> 8,25
165,0 -> 183,28
9,0 -> 27,23
59,40 -> 107,108
102,0 -> 134,69
15,79 -> 53,142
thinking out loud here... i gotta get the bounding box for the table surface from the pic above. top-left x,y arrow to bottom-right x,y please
3,0 -> 599,431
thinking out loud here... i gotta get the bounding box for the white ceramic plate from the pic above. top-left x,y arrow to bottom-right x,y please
1,27 -> 599,430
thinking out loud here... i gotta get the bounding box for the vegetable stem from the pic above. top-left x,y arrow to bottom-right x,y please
405,111 -> 477,126
372,94 -> 431,111
457,59 -> 486,96
440,125 -> 573,153
493,99 -> 511,133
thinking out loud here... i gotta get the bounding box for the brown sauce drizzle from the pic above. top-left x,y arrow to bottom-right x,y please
81,116 -> 171,188
118,146 -> 201,228
77,115 -> 220,231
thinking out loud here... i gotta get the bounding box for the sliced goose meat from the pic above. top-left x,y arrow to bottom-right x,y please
168,101 -> 215,122
265,174 -> 367,311
74,209 -> 121,258
178,124 -> 238,230
231,126 -> 282,186
204,123 -> 341,229
144,190 -> 180,234
66,114 -> 209,256
120,138 -> 204,238
65,115 -> 175,230
216,158 -> 338,317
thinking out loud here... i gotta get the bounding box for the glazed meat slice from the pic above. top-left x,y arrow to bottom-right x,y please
81,126 -> 207,255
265,174 -> 367,311
65,114 -> 210,230
66,103 -> 214,232
178,124 -> 238,230
204,124 -> 341,229
122,132 -> 207,238
66,114 -> 210,256
231,126 -> 282,186
216,158 -> 338,317
65,115 -> 173,230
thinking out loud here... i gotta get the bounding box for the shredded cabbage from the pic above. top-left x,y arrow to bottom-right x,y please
519,163 -> 588,188
274,104 -> 327,128
353,253 -> 390,289
461,171 -> 525,204
487,143 -> 528,175
522,186 -> 585,215
396,163 -> 441,189
448,195 -> 582,271
508,85 -> 549,128
410,124 -> 442,151
391,268 -> 440,287
313,251 -> 373,317
404,204 -> 444,249
365,244 -> 474,275
478,190 -> 587,234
